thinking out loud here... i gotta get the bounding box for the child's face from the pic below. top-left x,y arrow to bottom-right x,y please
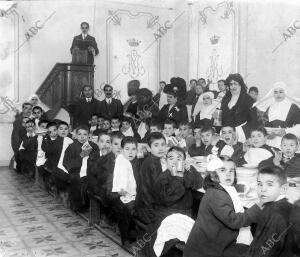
39,122 -> 48,130
216,161 -> 235,186
22,104 -> 32,117
103,120 -> 111,130
22,118 -> 29,128
150,138 -> 166,158
32,109 -> 42,119
77,129 -> 88,143
220,127 -> 235,145
166,150 -> 185,172
249,91 -> 258,101
48,126 -> 58,139
122,121 -> 131,131
150,126 -> 160,133
111,138 -> 122,156
98,135 -> 111,155
98,118 -> 104,128
58,125 -> 69,137
179,125 -> 190,139
201,131 -> 213,146
122,143 -> 137,161
111,119 -> 120,129
257,173 -> 286,204
194,128 -> 201,139
164,124 -> 175,137
26,122 -> 35,133
90,116 -> 98,126
281,139 -> 298,157
250,131 -> 266,148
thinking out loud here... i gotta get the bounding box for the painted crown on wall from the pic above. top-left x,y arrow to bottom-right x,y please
210,35 -> 220,45
127,38 -> 141,47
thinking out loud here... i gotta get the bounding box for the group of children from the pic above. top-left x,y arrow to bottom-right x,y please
12,104 -> 300,257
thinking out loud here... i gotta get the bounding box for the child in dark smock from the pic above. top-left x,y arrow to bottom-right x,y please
184,156 -> 262,257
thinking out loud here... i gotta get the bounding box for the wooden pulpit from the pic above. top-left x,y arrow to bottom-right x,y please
72,49 -> 88,64
36,63 -> 94,119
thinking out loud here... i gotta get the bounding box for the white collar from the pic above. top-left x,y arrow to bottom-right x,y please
275,195 -> 286,201
82,33 -> 88,39
106,98 -> 112,103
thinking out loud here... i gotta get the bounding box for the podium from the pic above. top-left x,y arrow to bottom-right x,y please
72,49 -> 88,64
36,63 -> 94,119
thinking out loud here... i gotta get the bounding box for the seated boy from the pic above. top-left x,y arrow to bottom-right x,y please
111,117 -> 121,132
120,117 -> 141,140
216,126 -> 244,161
142,119 -> 163,143
245,166 -> 293,257
236,126 -> 275,167
18,119 -> 38,177
135,132 -> 167,225
97,116 -> 104,130
188,126 -> 214,157
89,113 -> 99,135
87,131 -> 123,225
163,118 -> 177,148
32,106 -> 45,128
178,121 -> 195,151
48,121 -> 74,205
63,125 -> 100,211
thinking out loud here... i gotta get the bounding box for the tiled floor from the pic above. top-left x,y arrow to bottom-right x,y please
0,167 -> 132,257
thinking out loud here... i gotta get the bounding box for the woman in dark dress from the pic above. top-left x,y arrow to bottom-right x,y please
221,73 -> 258,141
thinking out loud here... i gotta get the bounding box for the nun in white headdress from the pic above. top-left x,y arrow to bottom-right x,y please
254,81 -> 300,148
28,94 -> 50,112
192,91 -> 218,127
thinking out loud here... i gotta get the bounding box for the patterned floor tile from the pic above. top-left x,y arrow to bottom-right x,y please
31,243 -> 80,257
0,167 -> 131,257
23,232 -> 67,248
15,223 -> 57,236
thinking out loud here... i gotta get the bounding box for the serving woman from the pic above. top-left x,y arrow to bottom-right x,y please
221,73 -> 258,142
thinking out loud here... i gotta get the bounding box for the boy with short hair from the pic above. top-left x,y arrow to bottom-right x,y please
178,121 -> 195,151
32,106 -> 44,128
120,117 -> 141,140
245,166 -> 293,257
89,113 -> 99,134
57,121 -> 70,138
135,132 -> 167,225
248,86 -> 259,102
237,126 -> 275,167
63,125 -> 100,211
188,126 -> 214,157
163,118 -> 177,138
111,117 -> 121,132
97,116 -> 104,130
19,119 -> 38,177
216,126 -> 244,162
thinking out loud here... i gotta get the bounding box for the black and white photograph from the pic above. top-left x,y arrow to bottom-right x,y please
0,0 -> 300,256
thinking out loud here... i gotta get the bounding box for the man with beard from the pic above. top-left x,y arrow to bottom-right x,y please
99,84 -> 123,120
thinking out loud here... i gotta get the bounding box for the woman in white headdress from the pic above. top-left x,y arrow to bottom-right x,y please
254,81 -> 300,148
192,91 -> 218,127
28,94 -> 50,112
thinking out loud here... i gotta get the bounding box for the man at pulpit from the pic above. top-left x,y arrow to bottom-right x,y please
70,22 -> 99,64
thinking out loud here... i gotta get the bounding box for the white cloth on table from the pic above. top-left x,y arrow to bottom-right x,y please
57,137 -> 73,173
112,154 -> 136,203
220,144 -> 234,157
153,213 -> 195,257
244,148 -> 273,166
220,184 -> 253,245
137,122 -> 147,139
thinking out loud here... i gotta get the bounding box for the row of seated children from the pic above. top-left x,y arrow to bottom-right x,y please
183,156 -> 300,257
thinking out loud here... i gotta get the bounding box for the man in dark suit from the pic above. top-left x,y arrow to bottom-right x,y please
72,85 -> 101,128
70,22 -> 99,64
99,84 -> 123,120
159,81 -> 188,125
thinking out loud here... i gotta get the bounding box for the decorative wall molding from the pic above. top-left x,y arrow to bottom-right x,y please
106,9 -> 160,102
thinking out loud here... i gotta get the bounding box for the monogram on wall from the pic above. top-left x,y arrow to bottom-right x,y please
106,10 -> 160,103
189,1 -> 238,90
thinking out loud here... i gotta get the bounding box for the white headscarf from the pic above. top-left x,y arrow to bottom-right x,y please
192,92 -> 218,120
28,94 -> 50,112
254,82 -> 300,122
